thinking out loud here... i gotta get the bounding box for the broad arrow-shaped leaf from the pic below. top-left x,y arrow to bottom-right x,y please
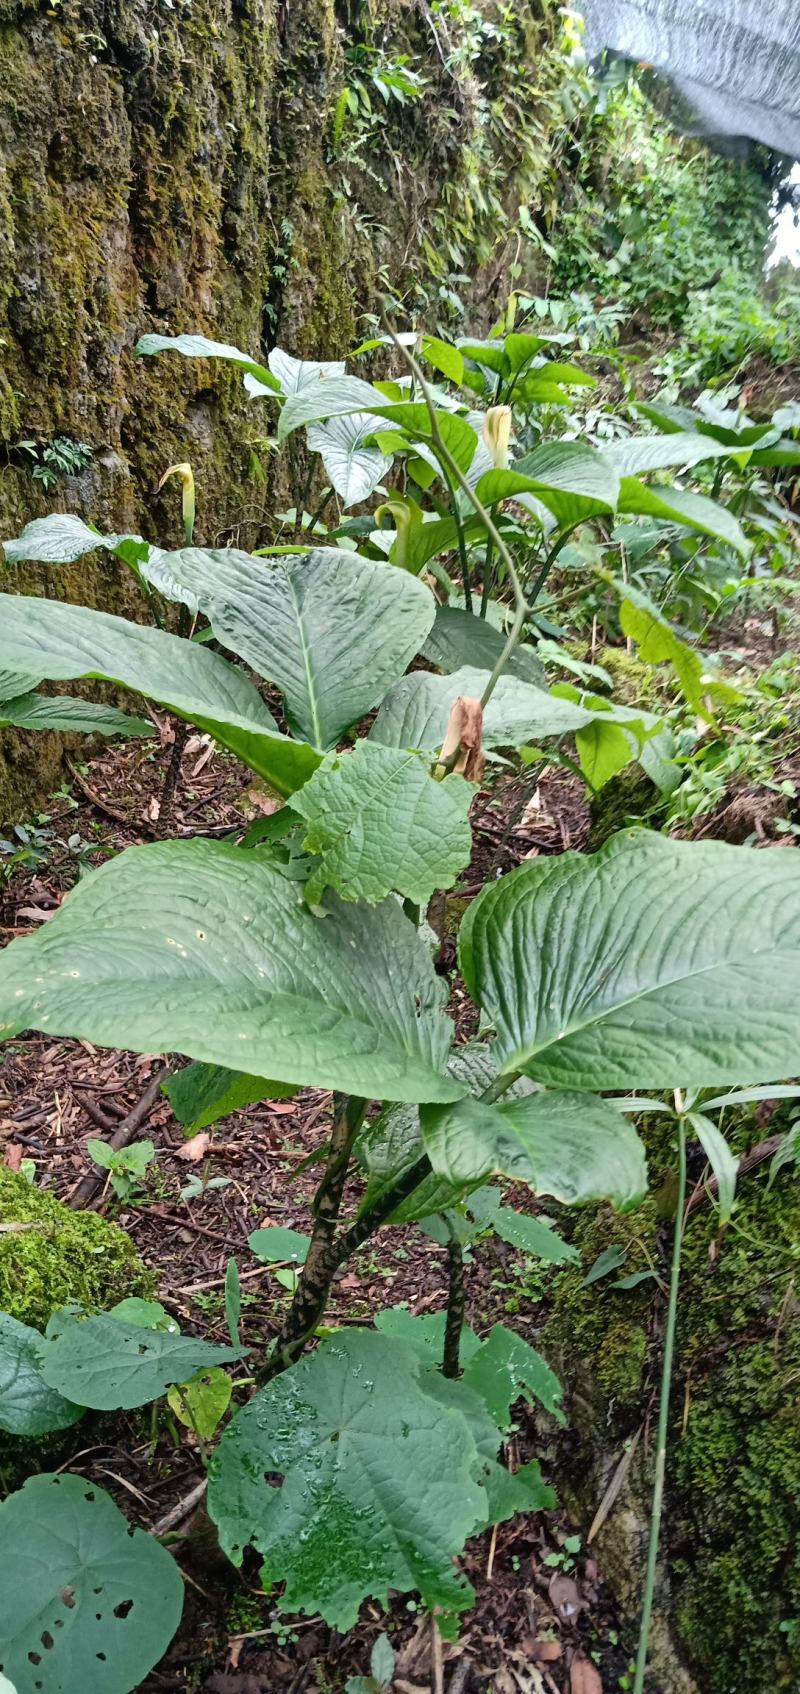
133,548 -> 435,749
0,1313 -> 82,1435
371,665 -> 652,753
0,594 -> 318,795
290,740 -> 474,905
40,1311 -> 244,1410
2,513 -> 148,566
422,605 -> 544,685
0,1473 -> 184,1694
0,839 -> 461,1103
268,347 -> 346,394
482,442 -> 620,526
420,1090 -> 647,1208
600,432 -> 733,477
207,1328 -> 486,1628
0,692 -> 150,737
136,330 -> 278,390
460,829 -> 800,1090
307,412 -> 392,506
617,480 -> 749,556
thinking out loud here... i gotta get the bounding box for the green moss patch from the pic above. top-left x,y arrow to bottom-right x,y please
0,1166 -> 153,1332
543,1113 -> 800,1693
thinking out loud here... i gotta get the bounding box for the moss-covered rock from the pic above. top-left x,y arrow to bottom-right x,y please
542,1112 -> 800,1694
0,1166 -> 153,1331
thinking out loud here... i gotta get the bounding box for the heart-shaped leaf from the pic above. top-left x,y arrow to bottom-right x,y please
0,839 -> 461,1104
0,1472 -> 183,1694
207,1328 -> 486,1628
0,1313 -> 82,1436
460,830 -> 800,1090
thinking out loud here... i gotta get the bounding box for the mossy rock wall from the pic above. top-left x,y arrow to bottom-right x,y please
0,0 -> 568,822
542,1113 -> 800,1694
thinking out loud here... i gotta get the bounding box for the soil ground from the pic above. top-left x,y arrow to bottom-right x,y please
3,627 -> 796,1694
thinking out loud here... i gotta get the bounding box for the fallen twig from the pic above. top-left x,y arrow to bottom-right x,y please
68,1062 -> 177,1209
152,1476 -> 208,1537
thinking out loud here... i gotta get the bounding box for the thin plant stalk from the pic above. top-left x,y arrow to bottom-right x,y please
263,1093 -> 367,1379
442,1226 -> 465,1378
633,1101 -> 688,1694
386,332 -> 530,709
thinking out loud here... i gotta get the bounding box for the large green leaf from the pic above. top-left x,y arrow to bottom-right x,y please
278,374 -> 392,436
289,741 -> 474,906
136,330 -> 278,390
0,669 -> 41,701
280,381 -> 479,473
420,1090 -> 647,1208
617,480 -> 750,556
499,442 -> 620,526
617,581 -> 743,717
268,348 -> 345,394
40,1311 -> 244,1410
2,513 -> 147,567
0,1473 -> 183,1694
601,432 -> 733,477
307,413 -> 392,507
422,605 -> 544,685
460,829 -> 800,1090
0,1313 -> 82,1436
207,1328 -> 486,1628
141,548 -> 434,750
164,1062 -> 295,1134
0,692 -> 150,738
370,664 -> 645,753
0,839 -> 461,1103
0,594 -> 318,796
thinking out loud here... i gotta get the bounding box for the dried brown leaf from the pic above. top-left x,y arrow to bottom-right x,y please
436,695 -> 485,783
570,1655 -> 602,1694
3,1142 -> 24,1172
175,1131 -> 211,1163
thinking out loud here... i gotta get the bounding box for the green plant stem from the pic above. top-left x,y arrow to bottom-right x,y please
442,1229 -> 465,1378
527,520 -> 586,619
386,332 -> 530,709
440,461 -> 474,614
263,1094 -> 366,1380
633,1108 -> 688,1694
479,537 -> 495,618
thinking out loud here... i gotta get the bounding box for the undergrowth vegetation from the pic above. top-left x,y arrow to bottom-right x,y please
0,286 -> 799,1694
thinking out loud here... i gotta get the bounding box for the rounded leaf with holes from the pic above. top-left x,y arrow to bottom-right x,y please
0,1473 -> 183,1694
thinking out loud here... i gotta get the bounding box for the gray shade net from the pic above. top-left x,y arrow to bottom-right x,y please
581,1 -> 800,158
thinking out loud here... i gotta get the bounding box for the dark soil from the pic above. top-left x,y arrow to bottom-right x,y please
0,727 -> 640,1694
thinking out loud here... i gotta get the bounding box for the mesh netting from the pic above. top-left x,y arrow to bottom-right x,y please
581,1 -> 800,158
